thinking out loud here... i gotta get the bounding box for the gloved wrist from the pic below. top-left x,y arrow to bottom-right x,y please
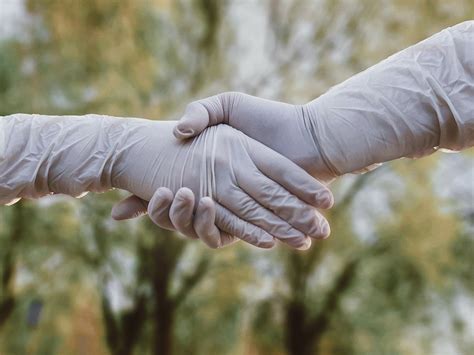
303,96 -> 388,177
298,101 -> 344,181
109,118 -> 167,199
109,119 -> 206,203
0,114 -> 130,204
44,114 -> 127,198
301,22 -> 474,176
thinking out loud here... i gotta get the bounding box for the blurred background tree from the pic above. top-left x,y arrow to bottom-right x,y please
0,0 -> 472,354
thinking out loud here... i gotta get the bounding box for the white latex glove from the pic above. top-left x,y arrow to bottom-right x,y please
173,21 -> 474,177
0,114 -> 333,249
117,21 -> 473,230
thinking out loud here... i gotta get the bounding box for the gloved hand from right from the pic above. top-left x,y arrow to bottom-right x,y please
174,21 -> 474,178
119,21 -> 474,241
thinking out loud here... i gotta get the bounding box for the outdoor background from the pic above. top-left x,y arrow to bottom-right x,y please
0,1 -> 473,354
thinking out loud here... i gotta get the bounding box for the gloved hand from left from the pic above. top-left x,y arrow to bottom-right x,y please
0,114 -> 333,249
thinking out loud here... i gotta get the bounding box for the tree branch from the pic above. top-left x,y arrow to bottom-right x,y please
173,256 -> 210,309
306,240 -> 389,337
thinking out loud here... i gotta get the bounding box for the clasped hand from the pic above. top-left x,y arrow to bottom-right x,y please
111,115 -> 333,250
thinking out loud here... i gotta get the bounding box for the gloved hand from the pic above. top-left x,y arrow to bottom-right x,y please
173,21 -> 474,176
118,21 -> 474,233
0,114 -> 333,249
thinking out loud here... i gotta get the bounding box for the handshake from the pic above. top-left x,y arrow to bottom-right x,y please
0,22 -> 472,249
110,93 -> 339,250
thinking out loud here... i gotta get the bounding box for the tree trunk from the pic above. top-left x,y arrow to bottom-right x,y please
154,299 -> 174,355
0,297 -> 15,331
285,255 -> 365,355
0,203 -> 24,330
285,301 -> 317,355
151,238 -> 179,355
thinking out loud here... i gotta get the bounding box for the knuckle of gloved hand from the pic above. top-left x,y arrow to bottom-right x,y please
266,221 -> 292,237
319,219 -> 331,238
285,225 -> 306,238
257,179 -> 277,200
199,198 -> 215,217
218,92 -> 244,121
150,191 -> 172,212
289,236 -> 310,250
314,188 -> 333,209
288,203 -> 316,222
218,91 -> 240,102
256,239 -> 274,249
186,101 -> 208,118
195,95 -> 223,125
267,191 -> 298,215
307,217 -> 330,239
158,189 -> 174,203
199,196 -> 213,208
216,211 -> 235,234
306,222 -> 323,239
148,207 -> 170,227
238,223 -> 257,243
261,215 -> 300,238
175,188 -> 194,203
239,197 -> 260,218
266,195 -> 310,226
246,224 -> 274,248
172,211 -> 193,229
203,236 -> 220,249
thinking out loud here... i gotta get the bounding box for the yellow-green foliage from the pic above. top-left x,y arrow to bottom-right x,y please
0,1 -> 472,355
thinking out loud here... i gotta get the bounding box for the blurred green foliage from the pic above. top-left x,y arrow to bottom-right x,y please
0,1 -> 473,354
